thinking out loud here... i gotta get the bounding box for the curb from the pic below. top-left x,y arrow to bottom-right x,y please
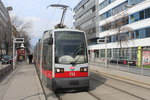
90,69 -> 150,87
0,65 -> 13,82
34,67 -> 46,100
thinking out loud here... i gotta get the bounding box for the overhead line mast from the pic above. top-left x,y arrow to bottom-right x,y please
47,4 -> 72,28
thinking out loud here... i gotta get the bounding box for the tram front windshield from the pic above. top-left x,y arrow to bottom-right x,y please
55,31 -> 88,64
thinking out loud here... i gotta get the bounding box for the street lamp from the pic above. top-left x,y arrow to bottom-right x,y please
13,38 -> 24,69
97,37 -> 108,67
20,43 -> 25,48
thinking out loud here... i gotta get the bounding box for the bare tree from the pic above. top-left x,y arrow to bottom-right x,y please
0,14 -> 32,55
105,12 -> 133,57
11,15 -> 32,37
11,15 -> 32,51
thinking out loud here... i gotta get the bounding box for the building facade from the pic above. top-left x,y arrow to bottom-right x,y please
74,0 -> 150,64
73,0 -> 99,43
0,0 -> 12,55
0,0 -> 10,26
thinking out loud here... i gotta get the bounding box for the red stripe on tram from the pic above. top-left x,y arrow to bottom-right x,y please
55,71 -> 88,78
42,69 -> 53,79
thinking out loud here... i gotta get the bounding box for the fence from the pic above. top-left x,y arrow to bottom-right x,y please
90,48 -> 150,76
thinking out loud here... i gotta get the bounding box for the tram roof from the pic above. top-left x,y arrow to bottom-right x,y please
37,28 -> 85,42
45,28 -> 84,34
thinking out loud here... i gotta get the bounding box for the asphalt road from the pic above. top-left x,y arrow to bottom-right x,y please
43,71 -> 150,100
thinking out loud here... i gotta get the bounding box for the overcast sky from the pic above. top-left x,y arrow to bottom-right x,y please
2,0 -> 81,46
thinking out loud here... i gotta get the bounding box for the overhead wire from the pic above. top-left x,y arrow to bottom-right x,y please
45,0 -> 62,30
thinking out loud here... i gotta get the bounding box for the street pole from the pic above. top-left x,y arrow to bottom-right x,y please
13,38 -> 15,69
105,37 -> 108,68
141,49 -> 143,75
40,38 -> 43,80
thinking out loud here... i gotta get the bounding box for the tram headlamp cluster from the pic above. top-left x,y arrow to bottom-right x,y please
80,67 -> 88,72
55,68 -> 64,73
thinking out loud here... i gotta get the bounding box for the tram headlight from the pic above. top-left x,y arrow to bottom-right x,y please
84,68 -> 87,72
80,67 -> 88,72
57,69 -> 60,73
55,68 -> 64,73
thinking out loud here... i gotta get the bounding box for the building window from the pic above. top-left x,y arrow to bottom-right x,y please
107,49 -> 112,58
130,12 -> 140,22
107,36 -> 112,43
100,16 -> 129,32
99,0 -> 116,10
113,48 -> 120,58
139,29 -> 145,38
129,7 -> 150,23
92,6 -> 96,12
100,2 -> 127,21
100,49 -> 105,58
100,13 -> 107,20
131,47 -> 137,60
128,0 -> 144,5
130,31 -> 135,39
146,27 -> 150,37
95,50 -> 99,58
112,35 -> 118,42
135,30 -> 139,38
134,13 -> 140,21
145,8 -> 150,18
112,2 -> 127,15
106,10 -> 112,18
139,10 -> 145,20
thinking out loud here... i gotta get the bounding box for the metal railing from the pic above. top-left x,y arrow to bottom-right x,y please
89,49 -> 150,76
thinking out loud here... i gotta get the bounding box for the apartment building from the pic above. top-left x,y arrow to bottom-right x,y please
73,0 -> 99,42
74,0 -> 150,63
0,0 -> 12,54
0,0 -> 10,26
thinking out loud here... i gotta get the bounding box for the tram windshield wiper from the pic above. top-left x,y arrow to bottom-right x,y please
70,62 -> 76,66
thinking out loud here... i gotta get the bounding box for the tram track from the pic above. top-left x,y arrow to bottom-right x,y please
55,92 -> 101,100
45,78 -> 148,100
87,91 -> 101,100
42,71 -> 149,100
90,76 -> 146,100
55,93 -> 63,100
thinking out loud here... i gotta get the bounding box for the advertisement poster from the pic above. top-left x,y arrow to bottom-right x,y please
142,51 -> 150,65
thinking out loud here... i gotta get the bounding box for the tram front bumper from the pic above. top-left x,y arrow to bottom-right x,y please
52,77 -> 89,92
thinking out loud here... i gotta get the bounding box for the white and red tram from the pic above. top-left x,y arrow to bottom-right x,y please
34,28 -> 89,92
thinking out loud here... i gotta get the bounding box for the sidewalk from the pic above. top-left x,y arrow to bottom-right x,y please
89,64 -> 150,88
0,62 -> 46,100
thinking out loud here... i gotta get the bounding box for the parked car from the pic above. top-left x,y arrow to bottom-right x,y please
109,57 -> 125,64
110,57 -> 136,66
109,57 -> 118,63
126,60 -> 137,66
1,55 -> 12,64
0,54 -> 5,61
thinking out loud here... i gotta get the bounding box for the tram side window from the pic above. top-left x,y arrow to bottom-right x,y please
38,44 -> 41,63
45,39 -> 52,71
43,41 -> 48,68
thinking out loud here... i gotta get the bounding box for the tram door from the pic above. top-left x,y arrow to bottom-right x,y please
43,38 -> 53,87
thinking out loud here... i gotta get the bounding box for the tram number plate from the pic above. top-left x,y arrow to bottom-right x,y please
70,80 -> 79,85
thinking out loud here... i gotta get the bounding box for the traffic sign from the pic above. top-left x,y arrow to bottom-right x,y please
97,39 -> 105,43
14,38 -> 24,43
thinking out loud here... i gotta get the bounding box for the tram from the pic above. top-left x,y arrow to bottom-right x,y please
34,28 -> 89,92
